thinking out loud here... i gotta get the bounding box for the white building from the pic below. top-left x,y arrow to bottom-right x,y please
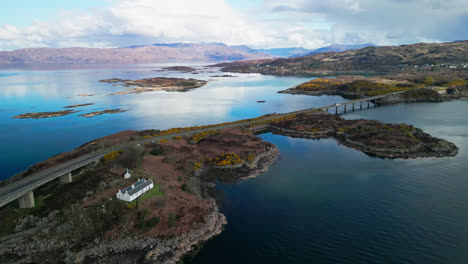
124,169 -> 131,179
116,178 -> 154,202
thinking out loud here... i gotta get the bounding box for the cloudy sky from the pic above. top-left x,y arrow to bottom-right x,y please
0,0 -> 466,51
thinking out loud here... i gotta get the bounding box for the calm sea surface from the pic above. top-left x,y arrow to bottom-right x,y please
189,100 -> 468,264
0,63 -> 340,180
1,64 -> 468,263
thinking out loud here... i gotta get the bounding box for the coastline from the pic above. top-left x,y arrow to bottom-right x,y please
0,104 -> 460,263
0,128 -> 281,263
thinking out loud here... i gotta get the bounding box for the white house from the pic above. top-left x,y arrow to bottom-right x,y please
124,169 -> 131,179
116,178 -> 154,202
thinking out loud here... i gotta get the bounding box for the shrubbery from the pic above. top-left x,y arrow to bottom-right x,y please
192,130 -> 218,143
135,209 -> 160,231
401,88 -> 440,99
209,153 -> 243,166
102,150 -> 123,163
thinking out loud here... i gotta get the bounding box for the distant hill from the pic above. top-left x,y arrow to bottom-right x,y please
217,41 -> 468,76
230,45 -> 269,56
293,43 -> 377,57
0,43 -> 272,64
257,44 -> 376,58
257,47 -> 312,57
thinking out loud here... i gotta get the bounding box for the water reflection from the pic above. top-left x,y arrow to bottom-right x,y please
190,101 -> 468,264
0,64 -> 348,179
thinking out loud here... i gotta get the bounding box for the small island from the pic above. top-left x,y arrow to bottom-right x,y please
13,110 -> 78,119
79,109 -> 126,118
162,66 -> 197,72
100,77 -> 207,95
210,74 -> 235,78
63,103 -> 94,109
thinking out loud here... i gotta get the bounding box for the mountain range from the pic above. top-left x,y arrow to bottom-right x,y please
0,43 -> 271,64
0,42 -> 381,64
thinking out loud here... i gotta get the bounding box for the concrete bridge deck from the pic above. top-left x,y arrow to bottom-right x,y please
0,91 -> 398,208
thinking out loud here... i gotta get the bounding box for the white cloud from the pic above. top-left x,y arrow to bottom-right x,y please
0,0 -> 271,50
267,0 -> 468,46
0,0 -> 467,50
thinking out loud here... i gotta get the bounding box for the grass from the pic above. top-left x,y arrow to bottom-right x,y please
129,184 -> 164,206
135,208 -> 160,231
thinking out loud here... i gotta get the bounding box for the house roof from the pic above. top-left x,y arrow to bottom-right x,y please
120,178 -> 153,196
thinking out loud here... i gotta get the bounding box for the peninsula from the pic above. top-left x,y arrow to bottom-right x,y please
279,75 -> 468,104
216,41 -> 468,106
0,104 -> 458,263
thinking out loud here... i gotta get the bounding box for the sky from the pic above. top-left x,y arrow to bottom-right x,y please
0,0 -> 467,51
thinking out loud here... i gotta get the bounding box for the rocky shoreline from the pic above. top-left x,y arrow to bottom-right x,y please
0,198 -> 227,264
69,198 -> 227,264
267,112 -> 458,159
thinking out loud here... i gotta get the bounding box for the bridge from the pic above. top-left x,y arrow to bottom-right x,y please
0,91 -> 398,208
317,92 -> 404,115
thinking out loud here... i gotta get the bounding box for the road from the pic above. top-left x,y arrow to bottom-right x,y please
0,92 -> 397,208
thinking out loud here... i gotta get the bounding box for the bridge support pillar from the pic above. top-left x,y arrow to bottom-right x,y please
344,105 -> 347,113
60,172 -> 72,183
335,106 -> 338,115
367,101 -> 370,109
360,101 -> 362,110
352,103 -> 355,111
19,191 -> 35,208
